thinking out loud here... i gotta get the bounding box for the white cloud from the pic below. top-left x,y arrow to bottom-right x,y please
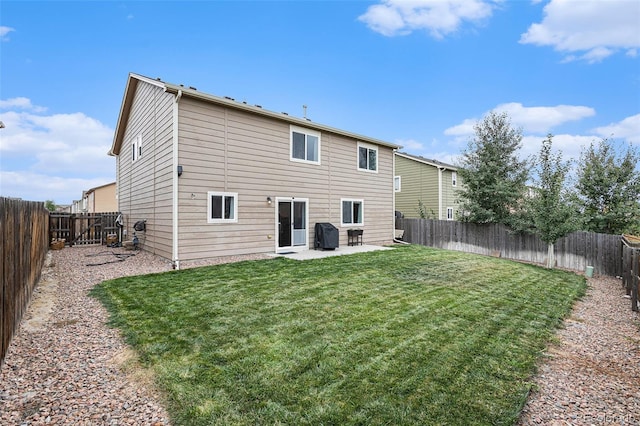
358,0 -> 499,38
444,103 -> 595,136
394,138 -> 425,151
521,133 -> 596,163
441,105 -> 640,169
0,171 -> 112,204
0,26 -> 15,41
444,118 -> 476,136
442,109 -> 638,170
494,103 -> 595,133
0,99 -> 115,204
0,97 -> 47,112
520,0 -> 640,62
592,113 -> 640,144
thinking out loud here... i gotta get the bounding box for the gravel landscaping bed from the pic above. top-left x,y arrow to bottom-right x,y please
1,245 -> 638,425
518,274 -> 640,425
1,246 -> 267,425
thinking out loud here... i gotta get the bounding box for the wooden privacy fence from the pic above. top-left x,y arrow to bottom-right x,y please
49,212 -> 120,246
622,236 -> 640,312
1,198 -> 50,365
397,218 -> 623,277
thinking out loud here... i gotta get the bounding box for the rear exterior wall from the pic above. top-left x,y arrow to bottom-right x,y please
176,97 -> 394,261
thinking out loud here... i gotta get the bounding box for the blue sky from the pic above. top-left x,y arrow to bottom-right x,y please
1,0 -> 639,205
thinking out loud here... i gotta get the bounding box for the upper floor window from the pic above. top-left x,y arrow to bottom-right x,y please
207,191 -> 238,223
358,142 -> 377,172
341,199 -> 363,226
132,135 -> 142,163
394,176 -> 401,192
452,171 -> 457,187
290,126 -> 320,164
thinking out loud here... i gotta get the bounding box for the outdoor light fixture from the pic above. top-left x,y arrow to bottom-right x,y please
177,165 -> 183,177
267,196 -> 272,204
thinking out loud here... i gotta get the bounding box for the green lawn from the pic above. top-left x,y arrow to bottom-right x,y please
92,245 -> 586,426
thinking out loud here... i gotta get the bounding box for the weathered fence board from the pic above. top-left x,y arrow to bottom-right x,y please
622,236 -> 640,312
397,218 -> 623,277
1,198 -> 49,365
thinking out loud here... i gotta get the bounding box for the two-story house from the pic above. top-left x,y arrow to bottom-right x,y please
109,73 -> 400,268
394,152 -> 461,220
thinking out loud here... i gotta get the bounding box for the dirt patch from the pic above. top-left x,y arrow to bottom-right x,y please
109,347 -> 163,400
21,252 -> 57,333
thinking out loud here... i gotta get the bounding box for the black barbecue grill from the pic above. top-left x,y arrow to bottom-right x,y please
314,222 -> 339,250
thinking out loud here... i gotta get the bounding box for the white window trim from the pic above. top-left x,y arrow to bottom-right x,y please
132,134 -> 142,163
452,171 -> 457,187
341,198 -> 364,227
394,176 -> 401,192
290,125 -> 321,165
446,207 -> 454,221
207,191 -> 238,223
357,142 -> 378,173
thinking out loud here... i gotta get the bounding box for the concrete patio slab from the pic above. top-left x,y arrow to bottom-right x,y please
267,244 -> 394,261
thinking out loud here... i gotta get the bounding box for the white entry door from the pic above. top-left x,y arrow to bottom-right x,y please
276,198 -> 308,253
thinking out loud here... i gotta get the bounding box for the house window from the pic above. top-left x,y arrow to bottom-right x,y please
394,176 -> 401,192
358,142 -> 377,172
132,135 -> 142,163
446,207 -> 454,220
207,192 -> 238,223
452,171 -> 457,187
341,199 -> 363,226
290,126 -> 320,164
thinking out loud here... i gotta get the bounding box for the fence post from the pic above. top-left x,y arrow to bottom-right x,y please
632,251 -> 639,312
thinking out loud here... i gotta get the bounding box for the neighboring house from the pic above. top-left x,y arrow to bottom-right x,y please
71,198 -> 85,214
70,183 -> 117,213
108,73 -> 400,268
84,182 -> 117,213
394,152 -> 461,220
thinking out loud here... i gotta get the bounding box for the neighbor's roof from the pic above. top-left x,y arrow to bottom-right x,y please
395,151 -> 458,171
109,73 -> 401,156
85,181 -> 116,195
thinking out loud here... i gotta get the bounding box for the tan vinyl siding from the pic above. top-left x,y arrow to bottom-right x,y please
116,81 -> 174,259
88,183 -> 117,213
175,97 -> 394,260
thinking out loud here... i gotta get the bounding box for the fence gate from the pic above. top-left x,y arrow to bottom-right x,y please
49,212 -> 121,246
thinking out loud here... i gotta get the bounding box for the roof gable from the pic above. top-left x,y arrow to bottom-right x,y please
109,74 -> 164,156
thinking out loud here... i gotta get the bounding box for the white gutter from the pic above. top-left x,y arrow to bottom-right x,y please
172,89 -> 182,269
392,148 -> 397,241
438,166 -> 444,220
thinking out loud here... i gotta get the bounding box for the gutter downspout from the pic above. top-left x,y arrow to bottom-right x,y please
172,89 -> 182,269
438,166 -> 444,220
392,148 -> 397,242
392,149 -> 409,245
